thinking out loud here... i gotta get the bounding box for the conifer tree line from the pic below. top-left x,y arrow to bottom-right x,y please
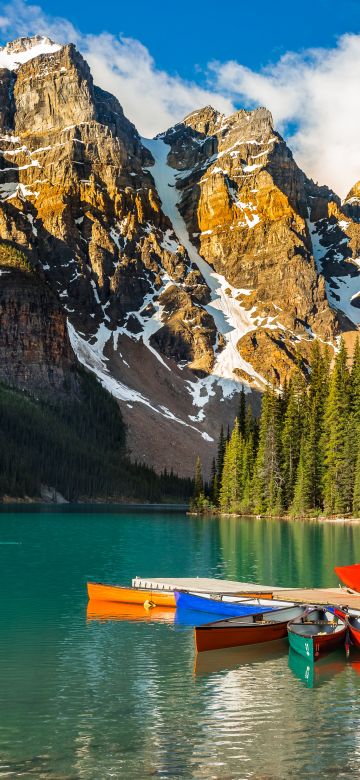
0,373 -> 193,502
193,338 -> 360,517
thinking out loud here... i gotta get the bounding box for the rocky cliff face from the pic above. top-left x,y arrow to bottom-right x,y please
0,36 -> 359,476
158,107 -> 348,379
0,243 -> 77,396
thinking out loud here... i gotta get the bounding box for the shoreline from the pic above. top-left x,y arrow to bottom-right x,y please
0,498 -> 190,513
187,510 -> 360,525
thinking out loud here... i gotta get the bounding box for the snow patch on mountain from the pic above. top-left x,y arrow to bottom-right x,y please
113,273 -> 173,372
0,37 -> 61,71
67,321 -> 213,440
142,136 -> 268,409
308,216 -> 360,325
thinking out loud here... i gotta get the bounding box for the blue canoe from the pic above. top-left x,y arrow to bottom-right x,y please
174,589 -> 277,617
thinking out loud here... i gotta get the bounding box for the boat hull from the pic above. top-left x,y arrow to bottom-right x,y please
334,564 -> 360,593
348,620 -> 360,649
175,590 -> 275,617
87,582 -> 176,607
288,629 -> 346,660
195,620 -> 289,652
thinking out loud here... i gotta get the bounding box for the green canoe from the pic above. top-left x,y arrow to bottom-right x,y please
287,608 -> 347,661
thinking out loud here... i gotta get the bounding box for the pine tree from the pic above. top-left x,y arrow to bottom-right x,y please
291,434 -> 313,515
238,386 -> 246,436
219,419 -> 243,510
193,456 -> 203,499
219,440 -> 231,510
216,425 -> 226,482
350,337 -> 360,509
241,426 -> 256,512
252,387 -> 283,514
209,457 -> 217,503
351,337 -> 360,424
353,436 -> 360,516
288,340 -> 330,514
281,370 -> 307,509
323,339 -> 352,514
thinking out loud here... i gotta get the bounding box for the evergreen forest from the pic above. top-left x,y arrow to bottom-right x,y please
193,338 -> 360,517
0,371 -> 192,503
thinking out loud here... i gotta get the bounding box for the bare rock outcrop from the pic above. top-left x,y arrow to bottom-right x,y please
0,243 -> 78,396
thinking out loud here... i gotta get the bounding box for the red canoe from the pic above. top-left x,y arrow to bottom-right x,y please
334,607 -> 360,650
194,605 -> 306,653
348,614 -> 360,649
334,564 -> 360,592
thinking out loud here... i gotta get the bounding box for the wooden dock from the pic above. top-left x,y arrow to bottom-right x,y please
132,576 -> 280,594
133,576 -> 360,610
273,588 -> 360,610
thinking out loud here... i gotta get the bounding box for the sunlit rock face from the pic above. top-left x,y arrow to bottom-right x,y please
0,36 -> 359,475
163,107 -> 340,342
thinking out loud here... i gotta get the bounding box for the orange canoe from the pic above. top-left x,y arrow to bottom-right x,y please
87,582 -> 176,607
334,564 -> 360,592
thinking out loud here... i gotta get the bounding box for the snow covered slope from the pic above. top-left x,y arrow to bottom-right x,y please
0,36 -> 61,70
143,136 -> 269,414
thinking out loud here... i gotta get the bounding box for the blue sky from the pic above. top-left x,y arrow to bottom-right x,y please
29,0 -> 360,80
1,0 -> 360,195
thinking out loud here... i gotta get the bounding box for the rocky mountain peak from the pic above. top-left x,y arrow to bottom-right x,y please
182,105 -> 222,135
225,106 -> 274,136
0,35 -> 61,70
180,105 -> 274,143
345,181 -> 360,204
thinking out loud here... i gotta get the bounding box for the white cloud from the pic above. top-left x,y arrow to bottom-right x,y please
1,1 -> 360,196
0,0 -> 79,44
83,33 -> 233,138
211,35 -> 360,198
0,0 -> 233,137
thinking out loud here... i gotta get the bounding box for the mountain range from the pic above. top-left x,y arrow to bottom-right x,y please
0,35 -> 359,483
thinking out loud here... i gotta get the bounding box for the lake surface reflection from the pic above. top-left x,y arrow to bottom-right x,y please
1,511 -> 360,778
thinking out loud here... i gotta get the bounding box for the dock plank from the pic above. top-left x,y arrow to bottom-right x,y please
133,577 -> 360,610
273,588 -> 360,610
132,576 -> 281,594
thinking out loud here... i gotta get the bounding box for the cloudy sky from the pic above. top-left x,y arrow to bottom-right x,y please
1,0 -> 360,197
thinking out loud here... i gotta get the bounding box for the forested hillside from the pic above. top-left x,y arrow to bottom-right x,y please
0,372 -> 192,503
194,339 -> 360,517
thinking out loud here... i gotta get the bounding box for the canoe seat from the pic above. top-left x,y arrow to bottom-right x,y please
302,620 -> 338,625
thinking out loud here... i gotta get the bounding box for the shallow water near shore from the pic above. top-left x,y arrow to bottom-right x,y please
2,510 -> 360,779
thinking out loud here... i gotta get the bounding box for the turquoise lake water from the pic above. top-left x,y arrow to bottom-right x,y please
2,509 -> 360,779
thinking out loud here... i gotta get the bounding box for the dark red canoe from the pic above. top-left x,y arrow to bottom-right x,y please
347,614 -> 360,649
334,564 -> 360,592
194,605 -> 306,653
